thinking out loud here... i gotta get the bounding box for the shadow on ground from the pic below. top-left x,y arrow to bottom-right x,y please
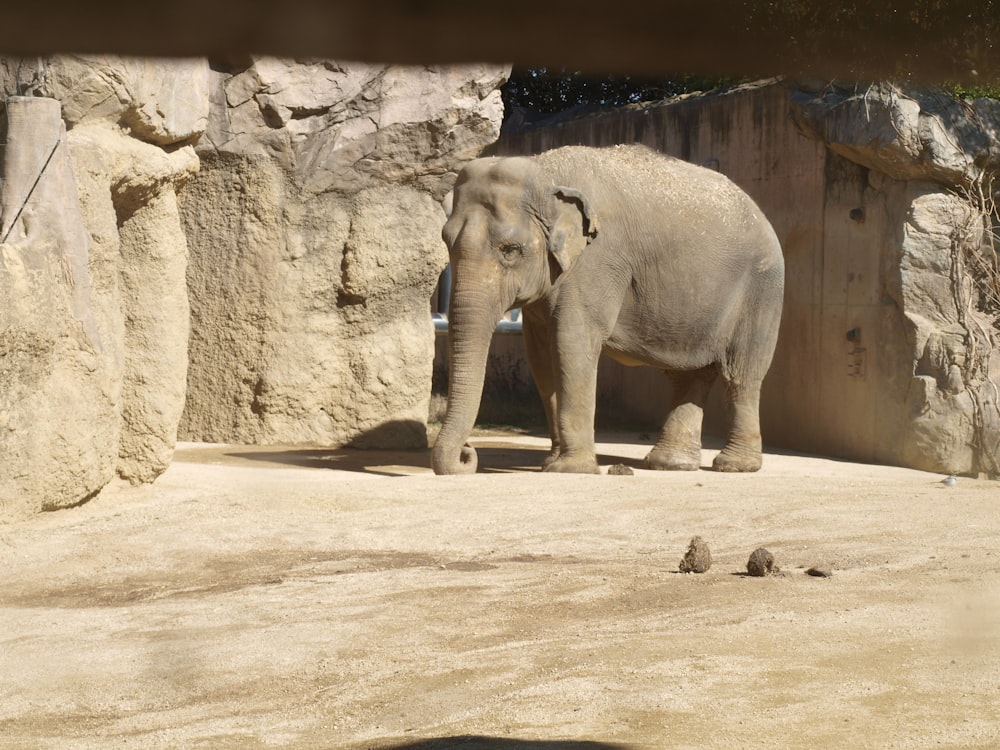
217,442 -> 656,475
367,737 -> 633,749
182,430 -> 819,477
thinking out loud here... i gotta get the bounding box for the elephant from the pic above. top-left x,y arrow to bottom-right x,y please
431,144 -> 784,475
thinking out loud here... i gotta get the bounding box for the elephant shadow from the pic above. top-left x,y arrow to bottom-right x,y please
367,736 -> 634,749
218,431 -> 738,476
220,440 -> 561,476
470,431 -> 732,473
472,442 -> 646,473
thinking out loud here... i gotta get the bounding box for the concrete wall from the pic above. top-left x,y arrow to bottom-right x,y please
489,81 -> 999,472
494,82 -> 830,454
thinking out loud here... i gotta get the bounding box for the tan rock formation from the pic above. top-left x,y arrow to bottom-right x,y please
69,123 -> 199,483
1,57 -> 206,518
793,85 -> 1000,476
0,97 -> 117,518
1,55 -> 507,518
179,59 -> 508,448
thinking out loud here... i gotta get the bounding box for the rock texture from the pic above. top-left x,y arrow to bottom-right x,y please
72,125 -> 198,483
792,84 -> 1000,476
0,56 -> 506,519
1,56 -> 205,519
179,59 -> 508,448
0,97 -> 116,518
792,84 -> 1000,187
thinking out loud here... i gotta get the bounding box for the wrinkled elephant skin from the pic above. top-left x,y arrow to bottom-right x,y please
431,144 -> 784,475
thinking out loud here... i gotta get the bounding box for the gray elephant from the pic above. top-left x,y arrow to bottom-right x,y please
431,144 -> 784,475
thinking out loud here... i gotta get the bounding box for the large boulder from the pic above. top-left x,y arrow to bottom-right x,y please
791,83 -> 1000,476
0,97 -> 117,518
69,123 -> 199,483
897,190 -> 1000,475
0,56 -> 508,520
791,82 -> 1000,185
0,57 -> 206,519
179,60 -> 508,448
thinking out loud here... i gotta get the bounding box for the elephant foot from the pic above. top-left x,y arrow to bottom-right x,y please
711,445 -> 762,473
541,448 -> 561,470
543,454 -> 600,474
642,447 -> 701,471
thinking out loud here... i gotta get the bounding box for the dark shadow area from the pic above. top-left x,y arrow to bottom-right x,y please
1,4 -> 991,89
346,419 -> 429,450
432,332 -> 548,429
218,441 -> 647,476
476,445 -> 646,473
370,736 -> 634,750
220,447 -> 430,477
214,432 -> 816,476
199,413 -> 814,476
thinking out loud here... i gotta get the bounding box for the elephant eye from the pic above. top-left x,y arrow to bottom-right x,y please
498,242 -> 523,264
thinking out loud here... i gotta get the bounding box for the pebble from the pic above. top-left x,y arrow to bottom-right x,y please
607,464 -> 634,476
806,566 -> 833,578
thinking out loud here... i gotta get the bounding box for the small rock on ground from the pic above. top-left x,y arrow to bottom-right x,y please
679,536 -> 712,573
607,464 -> 634,476
806,566 -> 833,578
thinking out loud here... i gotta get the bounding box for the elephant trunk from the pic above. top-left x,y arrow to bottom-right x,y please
431,294 -> 500,475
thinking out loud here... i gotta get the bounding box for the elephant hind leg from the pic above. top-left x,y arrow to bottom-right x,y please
712,378 -> 763,472
643,366 -> 717,471
712,279 -> 780,473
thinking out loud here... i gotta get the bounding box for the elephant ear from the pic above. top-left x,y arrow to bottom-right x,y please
548,186 -> 599,273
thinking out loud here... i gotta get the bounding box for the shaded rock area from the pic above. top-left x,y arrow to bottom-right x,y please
179,59 -> 508,448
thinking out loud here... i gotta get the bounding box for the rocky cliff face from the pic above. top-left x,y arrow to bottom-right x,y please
0,57 -> 206,519
178,60 -> 507,448
0,56 -> 507,520
792,84 -> 1000,476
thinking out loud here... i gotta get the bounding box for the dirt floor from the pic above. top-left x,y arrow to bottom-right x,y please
1,432 -> 999,749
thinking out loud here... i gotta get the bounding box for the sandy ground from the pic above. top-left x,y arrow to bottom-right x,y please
1,432 -> 999,750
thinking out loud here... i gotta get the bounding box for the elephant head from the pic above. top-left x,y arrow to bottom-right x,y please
431,156 -> 599,475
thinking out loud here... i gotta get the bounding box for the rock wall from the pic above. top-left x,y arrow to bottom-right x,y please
0,56 -> 508,520
0,57 -> 205,520
793,84 -> 1000,476
178,60 -> 507,448
497,81 -> 1000,476
0,98 -> 115,517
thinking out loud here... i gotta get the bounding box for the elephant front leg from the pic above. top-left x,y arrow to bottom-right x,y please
643,366 -> 717,471
713,378 -> 763,472
521,312 -> 560,468
543,326 -> 601,474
